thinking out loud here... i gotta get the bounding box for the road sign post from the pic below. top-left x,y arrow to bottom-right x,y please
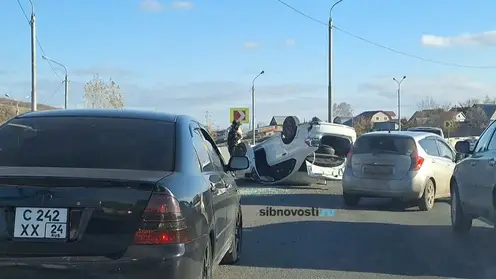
230,107 -> 250,124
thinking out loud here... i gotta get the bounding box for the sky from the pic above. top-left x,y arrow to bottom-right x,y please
1,0 -> 496,129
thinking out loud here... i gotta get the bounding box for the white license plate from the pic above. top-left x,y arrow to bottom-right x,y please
13,208 -> 68,239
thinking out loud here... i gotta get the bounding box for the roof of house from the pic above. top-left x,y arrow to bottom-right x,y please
383,111 -> 396,118
472,104 -> 496,119
355,110 -> 383,119
409,108 -> 445,122
333,116 -> 352,124
419,111 -> 462,127
269,116 -> 288,125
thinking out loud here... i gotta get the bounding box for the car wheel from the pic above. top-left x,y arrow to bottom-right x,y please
343,193 -> 360,207
419,179 -> 435,211
202,239 -> 213,279
281,116 -> 300,145
451,182 -> 472,234
221,206 -> 242,264
315,145 -> 335,156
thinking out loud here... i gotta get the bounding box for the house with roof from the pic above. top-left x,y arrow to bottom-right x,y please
352,110 -> 394,123
421,110 -> 466,127
451,104 -> 496,122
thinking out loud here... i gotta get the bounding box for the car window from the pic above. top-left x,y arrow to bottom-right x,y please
486,128 -> 496,151
353,135 -> 416,156
473,121 -> 496,153
419,139 -> 440,157
191,127 -> 215,172
199,128 -> 225,172
436,140 -> 454,160
408,128 -> 442,137
0,117 -> 174,171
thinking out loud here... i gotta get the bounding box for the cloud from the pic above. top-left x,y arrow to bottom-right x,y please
139,0 -> 193,12
139,0 -> 164,12
421,30 -> 496,47
171,1 -> 194,10
243,42 -> 259,50
356,75 -> 496,116
284,38 -> 296,46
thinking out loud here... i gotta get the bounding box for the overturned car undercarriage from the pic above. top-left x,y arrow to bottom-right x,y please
233,116 -> 356,185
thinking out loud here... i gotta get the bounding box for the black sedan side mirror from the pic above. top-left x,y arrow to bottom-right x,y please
455,140 -> 471,154
227,156 -> 249,171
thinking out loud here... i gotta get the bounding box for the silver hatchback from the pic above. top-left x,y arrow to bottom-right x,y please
342,131 -> 455,211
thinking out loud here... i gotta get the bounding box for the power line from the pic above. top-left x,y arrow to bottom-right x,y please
16,0 -> 63,79
43,81 -> 64,104
275,0 -> 496,69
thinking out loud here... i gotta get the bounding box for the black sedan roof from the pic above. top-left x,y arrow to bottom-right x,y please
17,109 -> 180,122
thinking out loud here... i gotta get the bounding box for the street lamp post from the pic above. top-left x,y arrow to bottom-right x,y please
328,0 -> 343,123
5,94 -> 30,115
29,0 -> 37,111
42,56 -> 69,109
251,70 -> 264,145
393,76 -> 407,131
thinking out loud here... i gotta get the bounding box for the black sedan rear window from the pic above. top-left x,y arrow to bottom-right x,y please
0,117 -> 174,171
353,135 -> 416,156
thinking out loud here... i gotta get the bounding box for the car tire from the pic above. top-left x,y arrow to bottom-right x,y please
315,145 -> 335,156
221,206 -> 243,264
450,181 -> 472,234
202,238 -> 213,279
343,193 -> 360,207
281,116 -> 300,145
419,179 -> 435,211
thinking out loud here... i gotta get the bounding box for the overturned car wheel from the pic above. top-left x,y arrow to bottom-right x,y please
281,116 -> 300,145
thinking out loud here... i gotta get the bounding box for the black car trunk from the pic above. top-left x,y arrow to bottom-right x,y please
0,168 -> 169,257
305,135 -> 351,168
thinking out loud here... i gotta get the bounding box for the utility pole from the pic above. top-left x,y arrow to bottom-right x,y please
393,76 -> 406,131
30,1 -> 37,111
42,56 -> 69,109
251,70 -> 264,145
328,0 -> 343,123
64,74 -> 69,109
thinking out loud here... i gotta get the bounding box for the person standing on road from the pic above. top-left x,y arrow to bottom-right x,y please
227,120 -> 243,156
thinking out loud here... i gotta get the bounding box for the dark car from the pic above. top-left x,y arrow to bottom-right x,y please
0,109 -> 249,279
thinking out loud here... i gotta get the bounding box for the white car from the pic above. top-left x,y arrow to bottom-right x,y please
234,116 -> 356,185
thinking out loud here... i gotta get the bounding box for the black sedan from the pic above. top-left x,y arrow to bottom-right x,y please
0,109 -> 249,279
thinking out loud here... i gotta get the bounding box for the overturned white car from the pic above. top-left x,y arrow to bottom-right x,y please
234,116 -> 356,185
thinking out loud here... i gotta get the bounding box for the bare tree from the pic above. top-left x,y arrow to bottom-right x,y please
465,106 -> 488,128
333,102 -> 353,117
0,105 -> 16,123
352,116 -> 371,136
400,117 -> 414,130
483,95 -> 496,104
458,98 -> 480,108
416,97 -> 451,111
84,74 -> 124,109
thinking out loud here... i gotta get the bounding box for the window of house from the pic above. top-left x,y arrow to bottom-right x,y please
376,117 -> 379,120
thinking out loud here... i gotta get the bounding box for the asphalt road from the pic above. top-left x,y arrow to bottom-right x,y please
215,180 -> 496,279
